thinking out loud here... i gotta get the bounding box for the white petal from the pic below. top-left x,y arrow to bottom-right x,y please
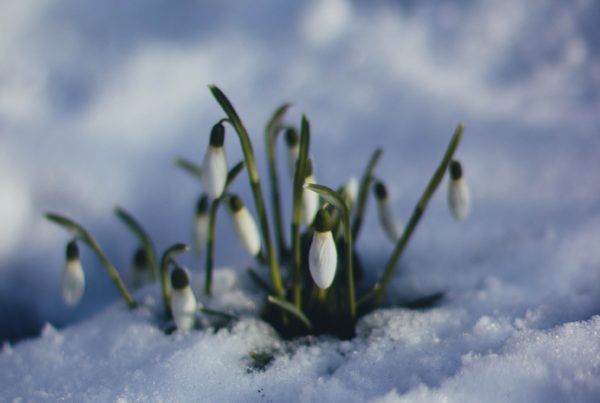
377,198 -> 402,242
62,259 -> 85,307
171,287 -> 197,331
193,213 -> 209,255
287,144 -> 300,180
344,176 -> 359,204
233,208 -> 261,256
302,175 -> 319,226
309,231 -> 338,289
448,178 -> 471,220
201,146 -> 227,199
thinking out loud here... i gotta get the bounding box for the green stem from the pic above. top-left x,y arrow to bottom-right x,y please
290,116 -> 311,309
114,207 -> 159,280
160,243 -> 189,316
209,85 -> 285,299
45,213 -> 136,309
265,103 -> 292,260
204,197 -> 221,296
351,148 -> 383,241
373,123 -> 464,307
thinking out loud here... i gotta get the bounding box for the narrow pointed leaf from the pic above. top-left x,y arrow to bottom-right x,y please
267,295 -> 312,329
175,158 -> 203,181
351,148 -> 383,240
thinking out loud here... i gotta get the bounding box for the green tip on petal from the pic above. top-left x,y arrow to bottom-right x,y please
171,266 -> 189,290
374,181 -> 388,200
196,195 -> 209,215
209,123 -> 225,147
66,240 -> 79,260
228,194 -> 244,212
313,208 -> 334,232
449,160 -> 463,180
285,128 -> 299,147
133,247 -> 147,269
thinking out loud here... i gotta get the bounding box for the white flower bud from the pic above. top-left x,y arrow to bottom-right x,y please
309,210 -> 338,289
340,176 -> 359,209
62,241 -> 85,307
374,181 -> 402,242
448,160 -> 471,221
170,267 -> 197,331
201,124 -> 227,199
128,248 -> 152,290
193,195 -> 210,255
285,128 -> 300,179
228,195 -> 261,256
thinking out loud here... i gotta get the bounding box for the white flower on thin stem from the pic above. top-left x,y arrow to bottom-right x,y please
201,123 -> 227,199
302,160 -> 319,226
340,176 -> 359,209
228,194 -> 262,257
170,266 -> 197,331
62,240 -> 85,307
193,195 -> 210,255
374,181 -> 403,242
285,128 -> 300,180
309,208 -> 338,289
447,160 -> 471,221
128,247 -> 152,290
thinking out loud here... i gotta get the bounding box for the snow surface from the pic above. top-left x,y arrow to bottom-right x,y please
2,0 -> 600,401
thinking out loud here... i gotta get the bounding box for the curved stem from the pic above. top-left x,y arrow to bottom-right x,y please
209,85 -> 285,299
45,213 -> 136,309
373,123 -> 464,307
114,207 -> 159,280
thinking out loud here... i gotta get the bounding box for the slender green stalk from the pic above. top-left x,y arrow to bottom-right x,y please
114,207 -> 159,280
372,123 -> 464,307
290,116 -> 311,309
159,243 -> 189,315
351,148 -> 383,240
203,161 -> 245,296
265,103 -> 291,260
204,197 -> 221,296
246,267 -> 275,294
45,212 -> 136,309
175,158 -> 203,181
267,295 -> 312,329
209,85 -> 284,299
304,183 -> 356,319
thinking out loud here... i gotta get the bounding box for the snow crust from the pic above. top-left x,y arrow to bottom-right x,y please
2,0 -> 600,401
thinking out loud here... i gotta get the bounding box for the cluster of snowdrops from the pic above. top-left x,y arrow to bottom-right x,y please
49,86 -> 470,339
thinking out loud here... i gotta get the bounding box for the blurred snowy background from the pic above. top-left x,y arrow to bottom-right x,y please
2,0 -> 600,400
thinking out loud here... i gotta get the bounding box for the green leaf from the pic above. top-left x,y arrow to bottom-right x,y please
351,148 -> 383,240
267,295 -> 312,329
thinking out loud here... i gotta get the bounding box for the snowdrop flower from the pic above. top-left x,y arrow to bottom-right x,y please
201,123 -> 227,199
128,247 -> 152,290
339,176 -> 359,209
62,240 -> 85,307
302,160 -> 320,226
228,194 -> 262,257
170,266 -> 197,331
447,160 -> 471,220
285,128 -> 299,179
193,195 -> 210,255
309,208 -> 338,289
374,181 -> 403,242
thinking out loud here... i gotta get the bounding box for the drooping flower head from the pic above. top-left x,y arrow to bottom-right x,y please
170,266 -> 197,331
62,239 -> 85,307
309,208 -> 338,289
228,194 -> 262,257
201,122 -> 228,199
285,127 -> 300,180
193,194 -> 210,255
302,159 -> 319,226
374,180 -> 402,242
129,247 -> 151,290
447,160 -> 471,221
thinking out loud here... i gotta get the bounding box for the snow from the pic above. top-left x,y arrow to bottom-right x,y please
2,0 -> 600,401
